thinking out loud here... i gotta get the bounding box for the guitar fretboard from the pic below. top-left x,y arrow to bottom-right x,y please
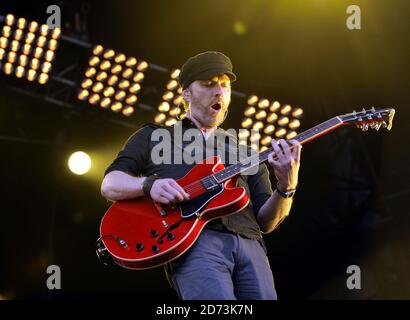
201,116 -> 343,187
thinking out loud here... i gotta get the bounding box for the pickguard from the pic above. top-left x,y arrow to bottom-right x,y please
178,184 -> 223,218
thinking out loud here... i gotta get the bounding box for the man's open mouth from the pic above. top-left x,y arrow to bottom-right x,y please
210,103 -> 222,111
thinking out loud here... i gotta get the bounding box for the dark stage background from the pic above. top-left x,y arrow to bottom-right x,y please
0,0 -> 409,300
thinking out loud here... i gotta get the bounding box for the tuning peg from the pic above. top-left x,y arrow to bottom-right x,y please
371,107 -> 375,112
362,124 -> 369,131
376,123 -> 382,131
358,116 -> 363,122
382,121 -> 388,128
362,108 -> 366,112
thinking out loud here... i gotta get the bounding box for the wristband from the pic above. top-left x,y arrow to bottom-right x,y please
276,183 -> 296,198
142,175 -> 159,198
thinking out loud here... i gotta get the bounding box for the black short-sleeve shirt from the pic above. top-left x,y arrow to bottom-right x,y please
105,117 -> 273,241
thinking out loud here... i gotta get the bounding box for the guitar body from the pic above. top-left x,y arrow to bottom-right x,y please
99,156 -> 250,269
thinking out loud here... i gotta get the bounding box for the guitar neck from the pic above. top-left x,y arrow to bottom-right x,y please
210,116 -> 344,184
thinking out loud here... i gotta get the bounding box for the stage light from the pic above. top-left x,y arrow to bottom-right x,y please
173,95 -> 182,105
129,83 -> 141,94
122,68 -> 133,79
286,131 -> 297,139
240,95 -> 303,151
264,124 -> 275,134
27,69 -> 36,81
170,68 -> 180,79
15,53 -> 22,62
252,121 -> 264,131
40,24 -> 48,36
241,118 -> 253,128
258,99 -> 269,109
255,110 -> 267,120
48,39 -> 57,51
133,72 -> 144,82
0,14 -> 61,83
14,29 -> 23,40
107,75 -> 118,86
158,101 -> 170,112
103,49 -> 115,59
167,79 -> 178,90
111,64 -> 122,74
289,119 -> 301,129
17,18 -> 26,30
28,21 -> 38,33
275,128 -> 287,138
89,93 -> 100,105
3,62 -> 13,74
125,57 -> 137,67
5,14 -> 15,26
30,58 -> 39,69
79,44 -> 148,116
250,132 -> 261,142
270,101 -> 281,113
2,25 -> 11,37
25,32 -> 35,44
92,82 -> 104,93
261,136 -> 272,145
7,51 -> 16,63
96,71 -> 107,82
81,78 -> 92,89
266,113 -> 278,123
100,60 -> 111,70
115,91 -> 126,101
137,61 -> 148,71
162,91 -> 174,101
118,79 -> 130,90
244,106 -> 256,117
77,89 -> 89,100
15,65 -> 24,78
93,45 -> 103,55
154,68 -> 184,125
247,95 -> 258,105
0,37 -> 7,48
114,53 -> 126,64
154,113 -> 166,124
281,104 -> 292,115
292,108 -> 303,118
68,151 -> 92,175
111,102 -> 122,112
169,107 -> 181,116
34,47 -> 43,59
278,117 -> 289,126
125,95 -> 137,105
165,118 -> 177,126
100,97 -> 111,108
37,36 -> 47,47
122,106 -> 134,116
22,44 -> 31,55
103,87 -> 115,97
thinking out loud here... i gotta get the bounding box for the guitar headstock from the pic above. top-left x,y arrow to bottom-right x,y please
341,107 -> 395,131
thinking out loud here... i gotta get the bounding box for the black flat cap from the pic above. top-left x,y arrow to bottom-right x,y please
178,51 -> 237,89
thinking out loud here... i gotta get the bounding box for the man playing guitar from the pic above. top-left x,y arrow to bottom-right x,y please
101,51 -> 302,300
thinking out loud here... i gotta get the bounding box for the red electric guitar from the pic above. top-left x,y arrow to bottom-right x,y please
97,108 -> 395,269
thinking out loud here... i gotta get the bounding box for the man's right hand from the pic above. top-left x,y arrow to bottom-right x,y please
150,178 -> 190,205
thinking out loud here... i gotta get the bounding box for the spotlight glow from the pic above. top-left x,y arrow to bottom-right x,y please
68,151 -> 92,175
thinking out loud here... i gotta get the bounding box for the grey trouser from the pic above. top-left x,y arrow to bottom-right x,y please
167,228 -> 277,300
